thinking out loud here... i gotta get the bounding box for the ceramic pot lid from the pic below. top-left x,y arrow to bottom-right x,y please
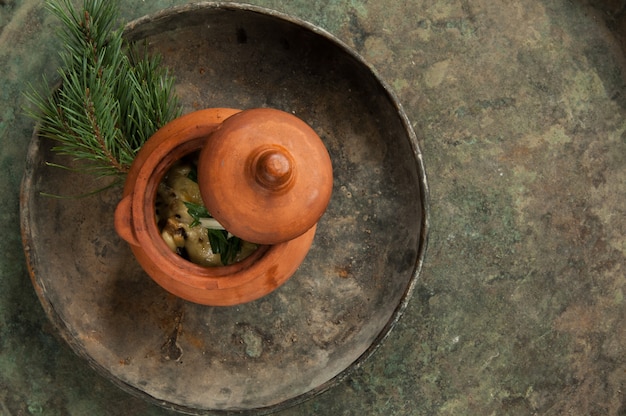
197,108 -> 333,245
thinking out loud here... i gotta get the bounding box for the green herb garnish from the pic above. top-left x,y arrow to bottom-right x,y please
183,201 -> 244,265
186,164 -> 198,182
183,201 -> 210,227
207,230 -> 243,266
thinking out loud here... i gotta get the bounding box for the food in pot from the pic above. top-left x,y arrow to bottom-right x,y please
155,153 -> 257,266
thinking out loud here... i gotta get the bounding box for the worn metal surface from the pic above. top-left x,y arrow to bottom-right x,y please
20,3 -> 427,414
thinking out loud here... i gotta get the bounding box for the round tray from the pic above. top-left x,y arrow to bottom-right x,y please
20,3 -> 429,414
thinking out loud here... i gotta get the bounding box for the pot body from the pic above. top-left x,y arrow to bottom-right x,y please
114,108 -> 316,306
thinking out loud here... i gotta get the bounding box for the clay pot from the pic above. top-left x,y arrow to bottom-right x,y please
114,108 -> 332,306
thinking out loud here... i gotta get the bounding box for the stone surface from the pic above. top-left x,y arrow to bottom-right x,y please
2,0 -> 626,415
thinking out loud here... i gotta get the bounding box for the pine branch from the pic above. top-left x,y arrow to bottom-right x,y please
24,0 -> 181,178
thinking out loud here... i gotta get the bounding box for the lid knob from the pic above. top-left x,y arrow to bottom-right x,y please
197,108 -> 333,245
250,146 -> 294,191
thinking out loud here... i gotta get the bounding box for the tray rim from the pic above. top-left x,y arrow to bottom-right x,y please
20,2 -> 430,414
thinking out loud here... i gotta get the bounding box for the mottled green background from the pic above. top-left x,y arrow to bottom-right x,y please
2,0 -> 626,415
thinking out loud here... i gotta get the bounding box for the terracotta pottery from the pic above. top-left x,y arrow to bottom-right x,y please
114,107 -> 332,306
198,108 -> 333,244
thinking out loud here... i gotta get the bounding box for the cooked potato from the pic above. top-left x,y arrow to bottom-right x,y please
156,153 -> 257,266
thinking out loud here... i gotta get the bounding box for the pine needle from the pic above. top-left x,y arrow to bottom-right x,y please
24,0 -> 181,178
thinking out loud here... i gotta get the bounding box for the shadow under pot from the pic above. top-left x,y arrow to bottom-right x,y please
114,107 -> 333,306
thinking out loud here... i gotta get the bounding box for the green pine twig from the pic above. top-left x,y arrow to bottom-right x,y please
24,0 -> 181,178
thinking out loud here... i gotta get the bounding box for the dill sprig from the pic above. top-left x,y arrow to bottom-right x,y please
24,0 -> 181,177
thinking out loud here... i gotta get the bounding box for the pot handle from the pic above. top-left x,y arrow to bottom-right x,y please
114,194 -> 140,246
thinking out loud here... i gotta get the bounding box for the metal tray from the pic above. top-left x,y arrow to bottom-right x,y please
20,3 -> 428,414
